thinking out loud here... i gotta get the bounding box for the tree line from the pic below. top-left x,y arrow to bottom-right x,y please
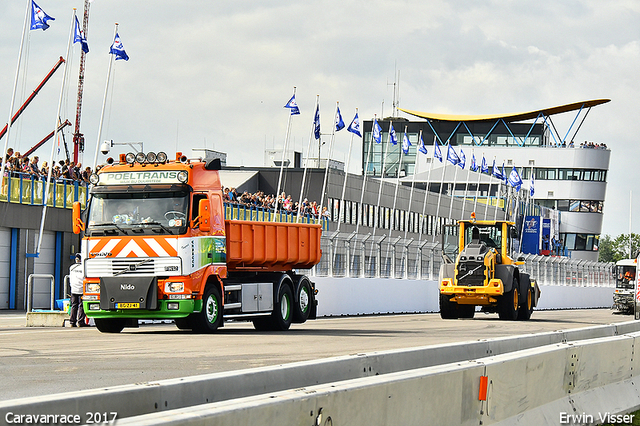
598,233 -> 640,263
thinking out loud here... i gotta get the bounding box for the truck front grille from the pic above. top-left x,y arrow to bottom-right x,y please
85,257 -> 181,277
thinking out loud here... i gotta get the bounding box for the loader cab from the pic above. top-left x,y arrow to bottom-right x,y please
446,218 -> 519,265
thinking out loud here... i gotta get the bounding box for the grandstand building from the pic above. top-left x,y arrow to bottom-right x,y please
361,99 -> 611,261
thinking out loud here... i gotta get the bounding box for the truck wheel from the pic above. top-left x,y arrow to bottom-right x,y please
192,285 -> 223,333
95,318 -> 126,333
270,284 -> 293,331
498,278 -> 519,320
517,287 -> 534,321
252,318 -> 271,331
293,277 -> 312,323
174,317 -> 191,330
439,294 -> 459,319
458,305 -> 475,319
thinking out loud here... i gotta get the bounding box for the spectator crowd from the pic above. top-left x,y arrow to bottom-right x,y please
2,147 -> 92,183
222,187 -> 329,219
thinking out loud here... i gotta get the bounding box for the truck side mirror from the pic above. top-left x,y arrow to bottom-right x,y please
195,198 -> 211,232
72,202 -> 85,234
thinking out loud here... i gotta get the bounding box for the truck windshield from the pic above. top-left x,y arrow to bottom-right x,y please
463,223 -> 502,250
86,191 -> 189,235
616,265 -> 636,289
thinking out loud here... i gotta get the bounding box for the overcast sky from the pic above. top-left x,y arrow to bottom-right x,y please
1,0 -> 639,238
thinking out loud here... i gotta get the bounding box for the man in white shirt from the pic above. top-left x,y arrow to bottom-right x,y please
69,253 -> 87,327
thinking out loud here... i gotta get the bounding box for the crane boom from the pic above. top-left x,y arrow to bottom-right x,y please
72,0 -> 91,164
22,119 -> 72,158
0,56 -> 65,141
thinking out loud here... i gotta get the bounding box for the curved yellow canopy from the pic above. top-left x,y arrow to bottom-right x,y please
398,99 -> 610,123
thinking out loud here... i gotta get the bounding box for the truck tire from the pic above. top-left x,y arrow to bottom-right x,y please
270,283 -> 293,331
498,278 -> 519,320
174,317 -> 191,330
517,287 -> 534,321
192,285 -> 223,333
439,294 -> 459,319
458,305 -> 475,319
293,276 -> 312,323
95,318 -> 126,333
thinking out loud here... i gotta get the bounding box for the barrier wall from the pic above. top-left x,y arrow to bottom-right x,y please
2,322 -> 639,426
314,277 -> 614,316
95,333 -> 640,426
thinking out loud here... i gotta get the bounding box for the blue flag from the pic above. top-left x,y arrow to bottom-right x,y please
402,133 -> 411,154
74,16 -> 89,53
335,106 -> 345,131
470,153 -> 478,172
347,112 -> 361,137
508,166 -> 523,191
501,163 -> 507,183
434,138 -> 442,162
110,33 -> 129,61
458,148 -> 466,169
481,156 -> 489,173
31,1 -> 54,31
530,174 -> 535,197
372,118 -> 382,143
446,144 -> 460,166
389,123 -> 397,145
418,134 -> 427,155
313,104 -> 321,140
284,95 -> 300,115
492,159 -> 502,179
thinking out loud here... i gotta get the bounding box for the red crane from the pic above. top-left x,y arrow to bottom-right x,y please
72,0 -> 91,164
0,56 -> 65,141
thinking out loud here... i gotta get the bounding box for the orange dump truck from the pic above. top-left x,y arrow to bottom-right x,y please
72,152 -> 322,333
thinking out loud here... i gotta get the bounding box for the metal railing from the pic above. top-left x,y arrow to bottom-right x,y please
0,174 -> 88,209
311,233 -> 615,287
224,202 -> 328,230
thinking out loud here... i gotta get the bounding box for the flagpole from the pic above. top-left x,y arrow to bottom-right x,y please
494,163 -> 502,221
297,95 -> 318,222
388,125 -> 406,243
460,149 -> 470,220
369,119 -> 392,265
472,152 -> 483,215
336,109 -> 357,233
433,136 -> 446,243
36,9 -> 74,255
372,120 -> 391,233
355,115 -> 376,235
92,23 -> 118,172
273,87 -> 296,221
319,101 -> 339,219
1,0 -> 31,197
417,133 -> 434,245
485,157 -> 495,220
404,130 -> 420,241
447,144 -> 459,223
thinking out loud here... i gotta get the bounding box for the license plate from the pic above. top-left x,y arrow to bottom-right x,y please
116,302 -> 140,309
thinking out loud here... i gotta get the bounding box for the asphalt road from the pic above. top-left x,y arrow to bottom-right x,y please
0,308 -> 632,402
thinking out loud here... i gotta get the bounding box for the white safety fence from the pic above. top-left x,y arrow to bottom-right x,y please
311,234 -> 614,287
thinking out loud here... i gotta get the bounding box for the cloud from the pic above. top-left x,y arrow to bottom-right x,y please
1,0 -> 639,237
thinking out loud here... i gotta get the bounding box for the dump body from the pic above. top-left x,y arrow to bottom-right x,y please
225,220 -> 322,271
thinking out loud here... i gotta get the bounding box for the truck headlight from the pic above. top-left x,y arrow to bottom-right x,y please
164,282 -> 184,293
85,283 -> 100,294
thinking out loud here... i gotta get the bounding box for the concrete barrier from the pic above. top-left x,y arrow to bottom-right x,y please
100,333 -> 640,426
313,277 -> 613,316
2,322 -> 639,425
